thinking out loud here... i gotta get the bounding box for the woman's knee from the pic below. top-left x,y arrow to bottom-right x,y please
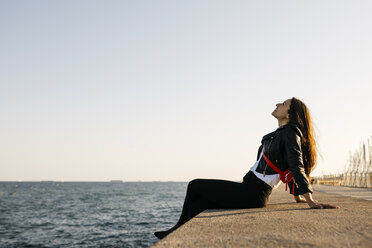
187,179 -> 204,191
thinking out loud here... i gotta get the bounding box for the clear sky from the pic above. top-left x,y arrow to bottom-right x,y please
1,0 -> 371,181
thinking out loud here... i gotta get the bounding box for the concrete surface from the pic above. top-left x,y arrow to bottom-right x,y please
152,184 -> 372,248
312,184 -> 372,201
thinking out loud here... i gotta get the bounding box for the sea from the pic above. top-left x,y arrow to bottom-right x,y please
0,181 -> 187,248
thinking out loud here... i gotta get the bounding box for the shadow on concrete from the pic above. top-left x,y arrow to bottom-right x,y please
195,205 -> 312,218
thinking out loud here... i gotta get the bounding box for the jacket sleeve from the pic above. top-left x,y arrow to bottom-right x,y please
287,179 -> 300,196
283,127 -> 313,195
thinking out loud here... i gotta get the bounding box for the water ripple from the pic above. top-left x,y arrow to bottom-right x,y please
0,182 -> 186,248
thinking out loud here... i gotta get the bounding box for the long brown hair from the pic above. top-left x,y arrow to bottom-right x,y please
288,97 -> 317,176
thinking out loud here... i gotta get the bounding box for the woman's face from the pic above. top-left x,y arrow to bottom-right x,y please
272,99 -> 291,121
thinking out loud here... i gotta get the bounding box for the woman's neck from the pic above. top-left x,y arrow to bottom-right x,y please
277,119 -> 289,127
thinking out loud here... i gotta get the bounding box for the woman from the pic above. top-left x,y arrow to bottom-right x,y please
154,97 -> 338,239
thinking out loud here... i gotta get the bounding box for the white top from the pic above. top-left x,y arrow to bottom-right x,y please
250,151 -> 282,189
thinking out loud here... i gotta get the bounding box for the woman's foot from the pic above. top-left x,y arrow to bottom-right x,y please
154,230 -> 169,239
154,226 -> 177,239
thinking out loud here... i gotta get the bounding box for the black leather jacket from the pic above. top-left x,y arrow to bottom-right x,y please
254,124 -> 313,195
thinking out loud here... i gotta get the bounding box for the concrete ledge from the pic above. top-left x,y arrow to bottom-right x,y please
152,184 -> 372,248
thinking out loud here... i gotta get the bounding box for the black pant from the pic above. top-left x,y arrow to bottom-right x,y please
173,171 -> 272,228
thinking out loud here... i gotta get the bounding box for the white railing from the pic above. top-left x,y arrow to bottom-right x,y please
313,137 -> 372,188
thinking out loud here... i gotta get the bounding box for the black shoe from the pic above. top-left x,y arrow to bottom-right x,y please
154,226 -> 177,239
154,230 -> 169,239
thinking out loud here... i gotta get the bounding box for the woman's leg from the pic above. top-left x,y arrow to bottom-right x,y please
174,180 -> 218,228
154,180 -> 215,239
154,197 -> 213,239
183,178 -> 264,209
155,178 -> 265,239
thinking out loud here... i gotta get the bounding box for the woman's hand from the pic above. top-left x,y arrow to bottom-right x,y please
308,200 -> 339,209
303,193 -> 340,209
294,195 -> 307,203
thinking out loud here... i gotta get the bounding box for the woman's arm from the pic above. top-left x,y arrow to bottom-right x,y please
283,127 -> 314,195
283,126 -> 339,209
